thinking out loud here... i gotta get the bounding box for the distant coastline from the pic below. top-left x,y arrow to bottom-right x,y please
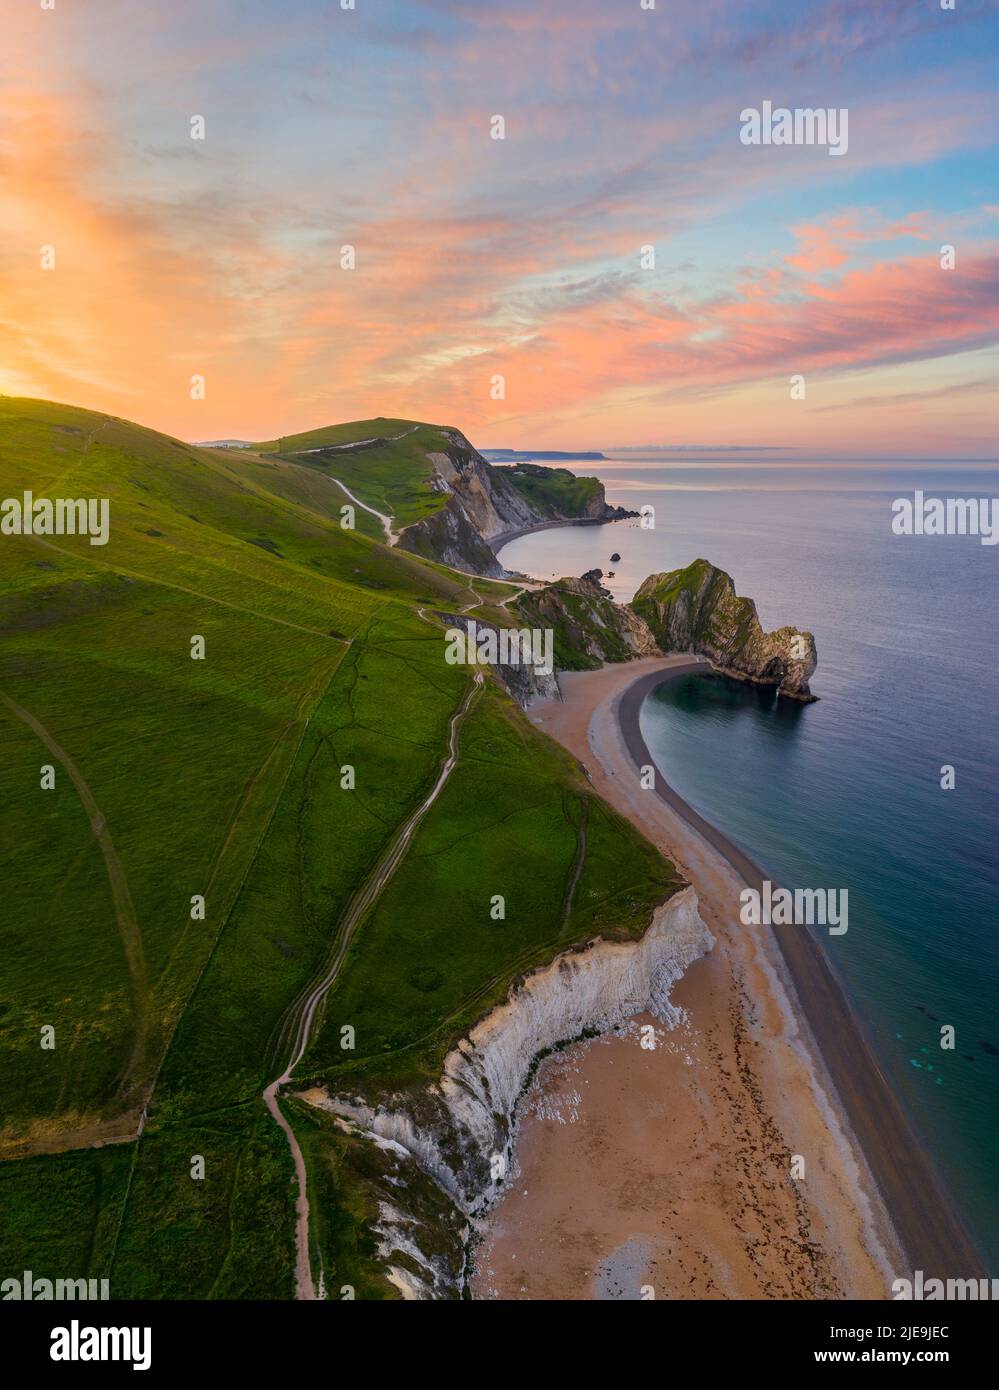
483,449 -> 607,462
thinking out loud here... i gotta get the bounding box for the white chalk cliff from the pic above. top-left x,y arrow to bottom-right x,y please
307,885 -> 712,1221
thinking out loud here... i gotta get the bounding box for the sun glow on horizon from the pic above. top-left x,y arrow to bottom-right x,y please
1,0 -> 997,456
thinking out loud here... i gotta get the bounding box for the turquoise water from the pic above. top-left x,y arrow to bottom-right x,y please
499,456 -> 999,1268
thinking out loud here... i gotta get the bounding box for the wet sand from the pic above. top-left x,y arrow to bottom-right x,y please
473,656 -> 977,1300
475,1011 -> 854,1300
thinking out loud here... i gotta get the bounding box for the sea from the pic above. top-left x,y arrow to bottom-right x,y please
497,452 -> 999,1269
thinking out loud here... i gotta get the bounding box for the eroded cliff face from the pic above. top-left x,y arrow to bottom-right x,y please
632,558 -> 818,700
396,431 -> 548,576
430,573 -> 659,713
396,431 -> 630,577
426,437 -> 541,541
303,1116 -> 470,1301
433,611 -> 562,707
511,572 -> 659,672
304,885 -> 712,1233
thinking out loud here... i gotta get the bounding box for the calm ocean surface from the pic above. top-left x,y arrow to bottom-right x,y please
499,454 -> 999,1268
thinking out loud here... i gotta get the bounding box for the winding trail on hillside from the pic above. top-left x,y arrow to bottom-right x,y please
325,476 -> 398,545
263,671 -> 483,1300
0,690 -> 150,1087
302,422 -> 421,547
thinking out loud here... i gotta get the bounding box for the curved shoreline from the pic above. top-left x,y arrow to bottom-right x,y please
619,662 -> 985,1281
491,513 -> 630,557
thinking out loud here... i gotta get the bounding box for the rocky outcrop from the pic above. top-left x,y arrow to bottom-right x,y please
296,1111 -> 470,1300
631,558 -> 818,700
307,885 -> 711,1225
431,569 -> 660,707
511,572 -> 659,673
434,611 -> 561,708
396,431 -> 631,577
443,562 -> 817,706
396,431 -> 547,576
501,463 -> 636,527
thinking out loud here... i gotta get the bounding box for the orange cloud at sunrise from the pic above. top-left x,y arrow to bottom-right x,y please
1,0 -> 996,455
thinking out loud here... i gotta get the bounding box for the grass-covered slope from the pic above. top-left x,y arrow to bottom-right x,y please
254,418 -> 454,530
501,462 -> 606,520
0,396 -> 681,1298
300,680 -> 680,1093
0,397 -> 484,1148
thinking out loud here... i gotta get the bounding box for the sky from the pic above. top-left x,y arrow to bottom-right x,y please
1,0 -> 997,455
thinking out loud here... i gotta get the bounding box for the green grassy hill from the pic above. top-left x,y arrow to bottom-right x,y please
0,396 -> 680,1298
254,418 -> 456,530
501,462 -> 605,519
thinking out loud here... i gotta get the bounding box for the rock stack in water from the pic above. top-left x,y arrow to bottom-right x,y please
631,558 -> 817,700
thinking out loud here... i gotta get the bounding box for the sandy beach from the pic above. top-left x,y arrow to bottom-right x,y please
473,656 -> 981,1300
